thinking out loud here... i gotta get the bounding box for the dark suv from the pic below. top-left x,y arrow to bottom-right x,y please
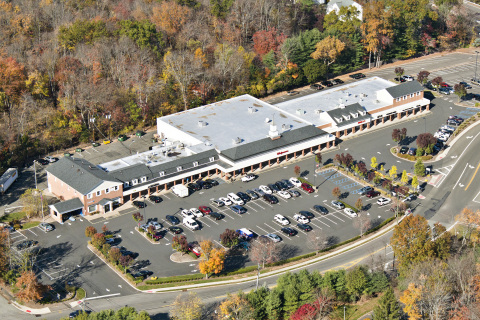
263,194 -> 278,204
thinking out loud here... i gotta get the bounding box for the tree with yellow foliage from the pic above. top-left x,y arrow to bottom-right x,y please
199,247 -> 225,279
399,283 -> 423,320
311,36 -> 345,78
455,207 -> 480,246
170,292 -> 203,320
218,293 -> 254,320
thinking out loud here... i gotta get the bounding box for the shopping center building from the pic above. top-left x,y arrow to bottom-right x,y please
46,77 -> 430,222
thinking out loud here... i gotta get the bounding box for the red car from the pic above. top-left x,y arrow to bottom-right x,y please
440,82 -> 450,88
188,242 -> 202,257
198,206 -> 212,214
301,183 -> 314,193
365,190 -> 380,198
152,232 -> 164,240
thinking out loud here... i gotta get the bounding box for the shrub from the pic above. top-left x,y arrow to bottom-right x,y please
220,229 -> 240,248
91,233 -> 106,249
172,235 -> 189,253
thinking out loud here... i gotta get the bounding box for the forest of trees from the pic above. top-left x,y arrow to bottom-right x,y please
0,0 -> 475,170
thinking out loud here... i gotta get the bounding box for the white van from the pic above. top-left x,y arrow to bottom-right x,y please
183,218 -> 199,231
227,192 -> 244,205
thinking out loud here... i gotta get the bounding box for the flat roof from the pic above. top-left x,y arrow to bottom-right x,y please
157,95 -> 311,151
275,76 -> 395,125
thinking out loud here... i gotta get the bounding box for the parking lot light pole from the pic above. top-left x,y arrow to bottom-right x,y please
423,117 -> 426,133
33,160 -> 37,190
313,152 -> 317,189
475,51 -> 479,82
143,195 -> 147,223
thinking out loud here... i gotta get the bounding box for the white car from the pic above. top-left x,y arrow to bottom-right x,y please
259,185 -> 272,194
344,208 -> 357,217
219,197 -> 232,206
331,201 -> 345,210
241,174 -> 256,182
377,197 -> 392,206
189,208 -> 203,218
289,177 -> 302,187
147,221 -> 162,230
274,214 -> 290,225
293,213 -> 309,224
402,75 -> 414,81
277,191 -> 291,199
181,209 -> 194,218
44,156 -> 58,163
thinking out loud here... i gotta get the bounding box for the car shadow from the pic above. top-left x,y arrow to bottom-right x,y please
340,192 -> 349,199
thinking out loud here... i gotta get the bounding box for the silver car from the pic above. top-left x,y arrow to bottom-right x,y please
39,222 -> 53,232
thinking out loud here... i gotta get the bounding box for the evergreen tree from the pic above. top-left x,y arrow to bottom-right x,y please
266,288 -> 283,320
246,287 -> 269,320
345,266 -> 369,301
373,287 -> 401,320
297,270 -> 314,303
282,284 -> 300,317
414,159 -> 426,177
311,270 -> 323,287
370,271 -> 390,293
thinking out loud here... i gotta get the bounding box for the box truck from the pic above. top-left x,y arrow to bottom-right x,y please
171,184 -> 189,198
0,168 -> 18,194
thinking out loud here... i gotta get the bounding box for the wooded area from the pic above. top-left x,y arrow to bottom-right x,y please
0,0 -> 474,170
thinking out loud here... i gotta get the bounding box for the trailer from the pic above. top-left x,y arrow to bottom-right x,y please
0,168 -> 18,194
171,184 -> 189,198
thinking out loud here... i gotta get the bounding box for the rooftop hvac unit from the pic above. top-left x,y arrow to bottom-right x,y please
198,120 -> 207,127
233,137 -> 242,144
296,109 -> 304,115
375,100 -> 380,104
338,103 -> 346,109
265,118 -> 270,123
361,93 -> 367,97
281,124 -> 287,130
248,106 -> 256,114
315,109 -> 322,114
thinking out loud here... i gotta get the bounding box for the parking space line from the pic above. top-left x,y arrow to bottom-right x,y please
320,215 -> 339,224
261,200 -> 274,208
201,220 -> 211,228
28,229 -> 38,237
312,219 -> 328,228
337,211 -> 353,220
295,228 -> 308,235
277,197 -> 288,203
214,240 -> 228,249
249,201 -> 265,210
244,204 -> 258,212
328,214 -> 345,223
221,211 -> 236,220
264,223 -> 292,240
204,217 -> 219,225
256,225 -> 270,234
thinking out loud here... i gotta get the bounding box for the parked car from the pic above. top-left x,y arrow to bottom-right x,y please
166,215 -> 180,225
313,205 -> 328,215
407,147 -> 417,156
149,195 -> 162,203
237,228 -> 255,240
245,189 -> 259,200
282,179 -> 294,189
344,208 -> 357,217
189,208 -> 203,218
241,174 -> 256,182
205,179 -> 219,186
358,186 -> 373,195
399,146 -> 409,154
268,183 -> 280,193
259,185 -> 272,194
332,78 -> 344,85
289,177 -> 302,187
293,214 -> 309,224
331,201 -> 344,209
296,223 -> 312,232
459,81 -> 472,89
237,192 -> 251,202
274,214 -> 290,225
147,221 -> 162,230
181,209 -> 194,218
402,194 -> 416,202
169,226 -> 183,234
281,227 -> 297,236
118,134 -> 127,141
131,270 -> 153,279
321,80 -> 333,87
36,158 -> 50,165
350,73 -> 365,79
219,197 -> 232,206
152,232 -> 164,240
366,190 -> 380,198
199,206 -> 212,214
263,194 -> 278,204
231,205 -> 247,214
263,233 -> 282,243
188,243 -> 202,257
212,199 -> 225,207
299,211 -> 315,219
439,87 -> 450,95
277,191 -> 291,199
45,156 -> 58,163
16,240 -> 38,251
39,222 -> 53,232
209,212 -> 223,220
132,201 -> 146,208
289,190 -> 301,197
187,183 -> 201,191
310,83 -> 324,90
402,75 -> 414,81
197,180 -> 212,189
377,197 -> 392,206
301,183 -> 314,193
275,181 -> 288,191
287,91 -> 299,96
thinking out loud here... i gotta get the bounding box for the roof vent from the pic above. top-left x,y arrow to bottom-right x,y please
265,118 -> 270,123
296,109 -> 305,115
281,124 -> 287,130
197,120 -> 207,127
233,137 -> 242,144
375,100 -> 380,104
248,107 -> 256,114
361,93 -> 367,97
315,109 -> 322,114
339,104 -> 346,109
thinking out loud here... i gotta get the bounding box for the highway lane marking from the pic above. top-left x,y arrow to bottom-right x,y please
465,162 -> 480,191
453,163 -> 469,191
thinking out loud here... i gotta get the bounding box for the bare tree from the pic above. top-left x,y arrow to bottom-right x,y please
306,230 -> 327,252
448,253 -> 476,305
249,237 -> 280,268
353,214 -> 371,237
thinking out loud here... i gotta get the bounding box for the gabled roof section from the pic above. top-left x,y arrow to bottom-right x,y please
386,81 -> 424,99
148,149 -> 218,176
49,198 -> 83,215
46,157 -> 120,195
220,126 -> 328,161
108,163 -> 154,183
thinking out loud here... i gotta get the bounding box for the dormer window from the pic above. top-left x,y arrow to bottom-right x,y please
396,97 -> 400,102
177,166 -> 182,172
343,115 -> 350,121
124,182 -> 129,187
335,117 -> 343,123
351,112 -> 358,118
141,176 -> 147,183
359,111 -> 366,116
193,161 -> 198,167
132,179 -> 138,185
209,157 -> 215,162
159,171 -> 165,177
416,91 -> 420,96
403,95 -> 407,100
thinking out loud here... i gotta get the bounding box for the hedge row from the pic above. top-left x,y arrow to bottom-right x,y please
364,216 -> 396,236
145,273 -> 205,285
266,252 -> 317,267
222,265 -> 259,276
338,200 -> 358,213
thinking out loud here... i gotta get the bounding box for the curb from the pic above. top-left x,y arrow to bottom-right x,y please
11,301 -> 51,315
436,118 -> 480,160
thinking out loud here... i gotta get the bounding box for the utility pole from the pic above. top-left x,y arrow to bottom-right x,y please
256,263 -> 260,290
475,51 -> 479,82
34,160 -> 37,190
143,195 -> 147,223
313,152 -> 316,189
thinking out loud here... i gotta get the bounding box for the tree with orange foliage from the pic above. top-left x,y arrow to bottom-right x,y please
151,2 -> 191,39
16,270 -> 48,302
455,207 -> 480,246
0,56 -> 26,125
399,283 -> 423,320
198,247 -> 225,279
0,229 -> 9,275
